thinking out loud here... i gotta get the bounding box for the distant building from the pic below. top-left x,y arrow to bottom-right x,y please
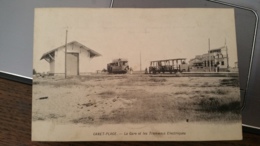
189,46 -> 229,72
40,41 -> 101,76
229,61 -> 239,72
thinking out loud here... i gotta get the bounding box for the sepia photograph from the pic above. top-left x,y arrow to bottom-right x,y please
32,8 -> 242,141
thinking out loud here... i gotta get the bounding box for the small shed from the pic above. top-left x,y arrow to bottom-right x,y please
40,41 -> 101,76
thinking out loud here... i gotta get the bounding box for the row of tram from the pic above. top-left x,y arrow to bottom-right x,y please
107,58 -> 190,74
107,46 -> 230,74
148,58 -> 189,74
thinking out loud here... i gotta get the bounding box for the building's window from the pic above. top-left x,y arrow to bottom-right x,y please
221,61 -> 224,65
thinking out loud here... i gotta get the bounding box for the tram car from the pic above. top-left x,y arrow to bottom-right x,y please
149,58 -> 189,74
107,58 -> 129,74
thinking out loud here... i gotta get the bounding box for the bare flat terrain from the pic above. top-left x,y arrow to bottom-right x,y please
32,74 -> 241,125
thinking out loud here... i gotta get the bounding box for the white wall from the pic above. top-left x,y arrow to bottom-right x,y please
54,47 -> 65,74
79,49 -> 92,74
54,43 -> 92,74
50,60 -> 55,74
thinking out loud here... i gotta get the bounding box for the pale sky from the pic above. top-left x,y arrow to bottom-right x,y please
34,8 -> 238,73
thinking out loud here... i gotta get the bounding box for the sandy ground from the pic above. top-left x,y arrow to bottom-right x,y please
32,73 -> 241,125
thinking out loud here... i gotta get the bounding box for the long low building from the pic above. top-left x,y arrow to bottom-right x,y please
189,46 -> 229,72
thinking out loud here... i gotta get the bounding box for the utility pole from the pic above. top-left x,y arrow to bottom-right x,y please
225,38 -> 229,70
65,29 -> 68,79
208,38 -> 211,72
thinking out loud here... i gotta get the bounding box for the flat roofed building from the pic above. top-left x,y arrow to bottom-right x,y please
189,46 -> 229,72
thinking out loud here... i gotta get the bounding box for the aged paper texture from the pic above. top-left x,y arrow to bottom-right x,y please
32,8 -> 242,141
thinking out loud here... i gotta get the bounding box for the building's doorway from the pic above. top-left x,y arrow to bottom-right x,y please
66,53 -> 79,76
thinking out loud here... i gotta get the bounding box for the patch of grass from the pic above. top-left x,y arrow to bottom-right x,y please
202,82 -> 209,87
82,103 -> 95,107
47,113 -> 60,119
32,116 -> 45,121
214,89 -> 229,95
97,90 -> 189,124
99,91 -> 116,96
197,97 -> 240,114
37,117 -> 45,121
174,91 -> 189,95
178,93 -> 241,122
192,89 -> 229,95
189,95 -> 200,99
149,78 -> 167,82
32,113 -> 65,121
217,101 -> 241,114
200,82 -> 219,87
220,78 -> 239,87
174,83 -> 219,88
71,116 -> 94,124
177,83 -> 189,87
96,87 -> 241,124
203,89 -> 229,95
194,111 -> 241,122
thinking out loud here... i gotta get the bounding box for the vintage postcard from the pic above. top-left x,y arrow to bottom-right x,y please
32,8 -> 242,141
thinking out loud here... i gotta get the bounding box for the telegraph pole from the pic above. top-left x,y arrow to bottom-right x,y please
65,29 -> 68,79
208,38 -> 211,72
225,38 -> 229,70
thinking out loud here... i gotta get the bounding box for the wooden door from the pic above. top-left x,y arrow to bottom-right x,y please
66,53 -> 79,76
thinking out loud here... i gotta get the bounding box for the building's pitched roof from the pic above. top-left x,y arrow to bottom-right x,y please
40,41 -> 101,60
